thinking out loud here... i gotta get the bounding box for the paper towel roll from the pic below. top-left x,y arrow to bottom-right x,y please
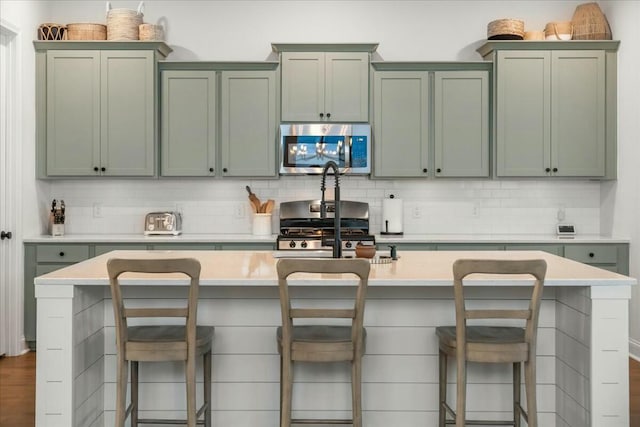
381,198 -> 403,234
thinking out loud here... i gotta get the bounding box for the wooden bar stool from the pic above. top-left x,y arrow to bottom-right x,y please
107,258 -> 214,427
276,258 -> 370,427
436,259 -> 547,427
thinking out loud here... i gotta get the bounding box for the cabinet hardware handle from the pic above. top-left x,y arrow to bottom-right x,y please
223,168 -> 228,173
589,252 -> 595,258
319,113 -> 324,118
59,251 -> 65,257
0,231 -> 11,240
422,168 -> 428,173
209,167 -> 214,172
94,167 -> 99,172
326,113 -> 331,118
553,167 -> 558,172
436,168 -> 442,173
101,167 -> 106,172
545,168 -> 551,173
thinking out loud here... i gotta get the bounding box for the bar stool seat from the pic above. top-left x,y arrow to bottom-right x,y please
108,258 -> 213,427
436,258 -> 547,427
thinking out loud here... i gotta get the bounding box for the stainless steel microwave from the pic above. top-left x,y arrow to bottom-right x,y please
279,123 -> 371,175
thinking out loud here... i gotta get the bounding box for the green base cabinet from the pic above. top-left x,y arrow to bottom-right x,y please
35,42 -> 170,178
478,41 -> 619,179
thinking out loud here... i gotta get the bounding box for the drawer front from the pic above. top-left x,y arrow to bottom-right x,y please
505,244 -> 563,256
36,264 -> 70,276
564,245 -> 617,264
436,244 -> 505,251
36,244 -> 90,263
152,244 -> 217,251
94,244 -> 150,256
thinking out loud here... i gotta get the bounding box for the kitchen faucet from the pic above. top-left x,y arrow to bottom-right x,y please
320,161 -> 341,258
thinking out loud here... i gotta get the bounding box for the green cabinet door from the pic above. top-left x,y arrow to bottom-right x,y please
161,70 -> 216,176
551,51 -> 605,177
281,52 -> 369,122
46,51 -> 101,176
44,50 -> 156,177
101,51 -> 155,176
220,70 -> 277,177
496,51 -> 551,177
373,71 -> 429,177
434,71 -> 489,177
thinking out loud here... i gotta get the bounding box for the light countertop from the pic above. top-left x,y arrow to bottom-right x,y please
34,250 -> 636,288
24,233 -> 630,244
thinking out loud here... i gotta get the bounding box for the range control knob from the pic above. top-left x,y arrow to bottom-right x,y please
345,241 -> 353,249
289,241 -> 296,249
301,241 -> 308,248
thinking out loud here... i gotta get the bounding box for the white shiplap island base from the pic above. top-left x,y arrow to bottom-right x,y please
34,250 -> 635,427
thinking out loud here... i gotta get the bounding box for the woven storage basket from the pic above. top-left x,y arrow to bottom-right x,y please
38,23 -> 66,40
66,23 -> 107,40
139,23 -> 164,41
487,19 -> 525,40
106,1 -> 144,40
545,21 -> 573,40
571,2 -> 612,40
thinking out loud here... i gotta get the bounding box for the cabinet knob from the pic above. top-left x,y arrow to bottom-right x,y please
436,168 -> 442,173
223,168 -> 228,173
553,167 -> 558,173
209,167 -> 214,173
101,167 -> 106,172
319,113 -> 324,118
326,113 -> 331,118
94,167 -> 99,172
422,168 -> 428,173
0,231 -> 12,240
59,251 -> 65,257
589,252 -> 595,258
545,168 -> 551,173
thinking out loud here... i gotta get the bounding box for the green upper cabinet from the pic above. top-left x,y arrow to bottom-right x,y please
373,71 -> 430,178
220,70 -> 277,177
279,48 -> 370,122
35,42 -> 171,178
371,64 -> 490,178
478,41 -> 618,179
434,71 -> 489,177
161,70 -> 216,176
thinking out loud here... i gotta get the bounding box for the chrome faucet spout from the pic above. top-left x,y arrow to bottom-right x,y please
320,161 -> 341,258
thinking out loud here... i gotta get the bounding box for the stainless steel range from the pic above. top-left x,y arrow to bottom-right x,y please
277,200 -> 375,251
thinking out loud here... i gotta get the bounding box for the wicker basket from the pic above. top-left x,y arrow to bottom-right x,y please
139,23 -> 164,41
487,19 -> 525,40
66,23 -> 107,41
106,1 -> 144,40
571,2 -> 612,40
38,23 -> 66,40
545,21 -> 573,40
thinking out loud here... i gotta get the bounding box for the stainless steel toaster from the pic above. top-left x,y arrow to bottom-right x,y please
144,212 -> 182,235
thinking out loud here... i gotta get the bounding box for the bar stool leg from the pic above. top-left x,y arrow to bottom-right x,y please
351,358 -> 363,427
115,356 -> 128,427
524,359 -> 538,427
186,354 -> 197,427
455,356 -> 466,427
438,350 -> 447,427
513,362 -> 521,427
204,350 -> 212,427
131,361 -> 139,427
280,354 -> 293,427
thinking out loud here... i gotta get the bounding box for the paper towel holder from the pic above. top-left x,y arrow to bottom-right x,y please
380,194 -> 404,236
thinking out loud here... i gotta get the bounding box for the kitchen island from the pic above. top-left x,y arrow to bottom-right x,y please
34,250 -> 634,427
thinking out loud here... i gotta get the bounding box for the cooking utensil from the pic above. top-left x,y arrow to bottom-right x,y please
246,186 -> 261,213
262,199 -> 275,214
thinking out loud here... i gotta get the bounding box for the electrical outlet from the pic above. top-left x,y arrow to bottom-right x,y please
412,206 -> 422,219
235,203 -> 246,219
472,204 -> 479,217
557,206 -> 566,222
93,203 -> 103,218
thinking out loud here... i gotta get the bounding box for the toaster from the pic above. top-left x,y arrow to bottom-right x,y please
144,212 -> 182,235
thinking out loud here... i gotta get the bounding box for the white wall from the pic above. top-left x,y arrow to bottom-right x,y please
599,1 -> 640,358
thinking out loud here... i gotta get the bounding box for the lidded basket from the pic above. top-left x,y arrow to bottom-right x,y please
571,2 -> 612,40
487,19 -> 525,40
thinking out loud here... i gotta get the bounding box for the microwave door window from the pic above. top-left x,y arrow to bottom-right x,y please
285,136 -> 347,168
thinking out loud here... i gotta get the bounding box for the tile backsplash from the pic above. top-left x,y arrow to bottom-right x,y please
46,177 -> 601,236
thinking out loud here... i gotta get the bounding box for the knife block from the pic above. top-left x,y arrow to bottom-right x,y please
49,213 -> 65,236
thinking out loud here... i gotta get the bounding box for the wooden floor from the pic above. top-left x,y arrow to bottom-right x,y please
0,352 -> 639,426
